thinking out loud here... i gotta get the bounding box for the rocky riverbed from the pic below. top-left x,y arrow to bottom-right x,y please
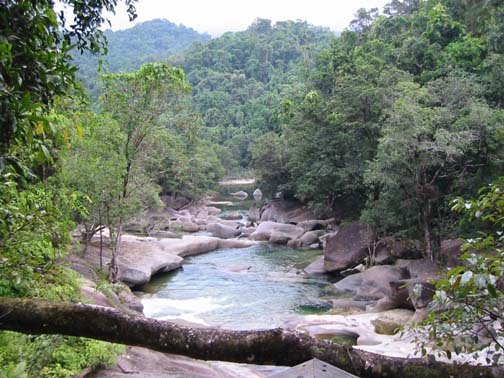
75,185 -> 489,377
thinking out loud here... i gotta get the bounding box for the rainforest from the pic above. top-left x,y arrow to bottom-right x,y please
0,1 -> 503,377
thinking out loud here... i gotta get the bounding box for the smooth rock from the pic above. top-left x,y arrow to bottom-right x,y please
239,227 -> 256,238
249,221 -> 304,242
181,222 -> 200,233
269,231 -> 291,245
207,206 -> 222,216
207,222 -> 241,239
230,190 -> 248,200
147,230 -> 181,239
374,238 -> 423,265
253,188 -> 263,201
259,200 -> 316,223
93,346 -> 288,378
333,265 -> 409,301
331,298 -> 372,311
304,256 -> 326,275
299,230 -> 325,247
297,218 -> 336,231
323,222 -> 372,272
287,239 -> 302,248
371,309 -> 414,335
395,258 -> 441,280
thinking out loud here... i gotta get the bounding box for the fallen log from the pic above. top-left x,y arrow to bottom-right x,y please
0,298 -> 501,377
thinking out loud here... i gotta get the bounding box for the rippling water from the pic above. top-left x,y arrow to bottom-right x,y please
140,244 -> 331,329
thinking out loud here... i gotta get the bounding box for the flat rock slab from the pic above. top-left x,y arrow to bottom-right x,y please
93,346 -> 287,378
269,358 -> 358,378
119,235 -> 260,286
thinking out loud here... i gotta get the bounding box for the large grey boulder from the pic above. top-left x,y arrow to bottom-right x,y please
239,227 -> 256,238
259,200 -> 316,223
395,258 -> 441,280
333,265 -> 410,301
249,221 -> 304,242
119,240 -> 184,286
206,206 -> 222,216
207,222 -> 241,239
181,222 -> 200,233
370,259 -> 441,312
269,232 -> 291,245
323,222 -> 372,272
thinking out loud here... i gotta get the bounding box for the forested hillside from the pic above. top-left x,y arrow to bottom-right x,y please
74,18 -> 335,166
173,19 -> 335,165
252,0 -> 504,250
73,19 -> 210,94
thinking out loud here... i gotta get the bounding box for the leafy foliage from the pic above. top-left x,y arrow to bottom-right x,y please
0,0 -> 136,171
0,1 -> 136,376
252,0 -> 504,242
0,333 -> 124,378
415,178 -> 504,364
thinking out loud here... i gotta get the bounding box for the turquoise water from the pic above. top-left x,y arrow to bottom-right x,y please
141,182 -> 332,330
141,244 -> 331,330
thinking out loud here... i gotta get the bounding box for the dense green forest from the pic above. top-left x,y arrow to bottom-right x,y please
75,18 -> 335,166
1,0 -> 503,376
174,19 -> 334,165
252,1 -> 504,252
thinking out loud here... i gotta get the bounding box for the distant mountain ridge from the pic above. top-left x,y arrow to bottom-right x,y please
72,19 -> 211,91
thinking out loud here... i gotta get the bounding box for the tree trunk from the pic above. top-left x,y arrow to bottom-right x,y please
0,298 -> 501,378
98,207 -> 103,269
109,220 -> 122,283
423,199 -> 433,261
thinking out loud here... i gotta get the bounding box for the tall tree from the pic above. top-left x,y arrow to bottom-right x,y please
99,62 -> 190,281
364,78 -> 502,259
0,0 -> 136,173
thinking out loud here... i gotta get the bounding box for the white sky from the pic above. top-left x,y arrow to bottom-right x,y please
108,0 -> 390,36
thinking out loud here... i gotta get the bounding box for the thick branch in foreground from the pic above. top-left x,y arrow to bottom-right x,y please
0,298 -> 502,378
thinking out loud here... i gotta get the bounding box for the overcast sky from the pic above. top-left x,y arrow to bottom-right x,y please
108,0 -> 390,36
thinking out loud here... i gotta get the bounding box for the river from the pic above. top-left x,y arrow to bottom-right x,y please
138,182 -> 333,330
